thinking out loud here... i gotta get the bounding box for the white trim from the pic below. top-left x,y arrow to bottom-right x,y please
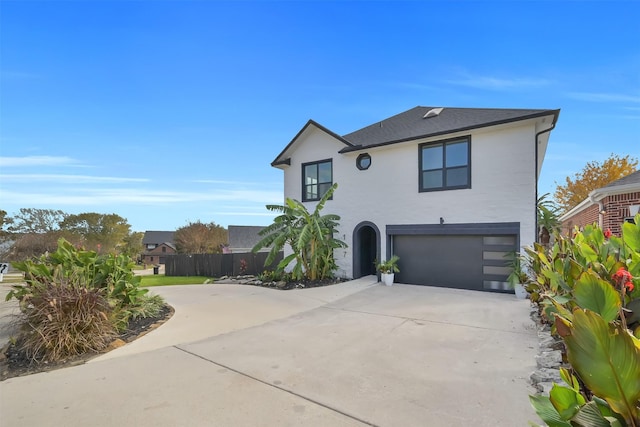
560,182 -> 640,221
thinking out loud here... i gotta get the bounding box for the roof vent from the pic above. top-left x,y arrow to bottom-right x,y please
423,107 -> 444,119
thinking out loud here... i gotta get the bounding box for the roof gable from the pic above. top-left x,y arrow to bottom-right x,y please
271,120 -> 354,166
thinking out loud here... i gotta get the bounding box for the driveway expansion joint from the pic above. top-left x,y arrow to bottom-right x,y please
322,305 -> 535,335
173,345 -> 379,427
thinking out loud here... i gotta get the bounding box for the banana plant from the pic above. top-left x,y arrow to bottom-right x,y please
252,183 -> 347,281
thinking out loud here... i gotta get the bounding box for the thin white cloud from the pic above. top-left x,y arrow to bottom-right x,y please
0,174 -> 150,183
0,156 -> 83,167
191,179 -> 281,187
445,73 -> 551,90
0,187 -> 282,206
567,92 -> 640,103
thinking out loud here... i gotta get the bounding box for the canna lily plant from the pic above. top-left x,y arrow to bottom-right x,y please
528,214 -> 640,427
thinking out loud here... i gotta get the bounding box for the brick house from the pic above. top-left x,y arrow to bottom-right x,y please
560,170 -> 640,236
142,231 -> 176,265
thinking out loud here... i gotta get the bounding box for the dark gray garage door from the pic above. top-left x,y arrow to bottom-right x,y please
388,223 -> 519,292
395,235 -> 484,290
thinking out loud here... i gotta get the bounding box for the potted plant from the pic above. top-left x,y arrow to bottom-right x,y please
506,251 -> 528,299
376,255 -> 400,286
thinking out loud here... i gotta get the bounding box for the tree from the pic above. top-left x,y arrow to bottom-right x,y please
554,154 -> 638,213
8,208 -> 67,234
174,221 -> 228,254
60,213 -> 131,253
537,193 -> 561,245
121,231 -> 144,261
252,183 -> 347,281
9,231 -> 70,261
0,209 -> 12,240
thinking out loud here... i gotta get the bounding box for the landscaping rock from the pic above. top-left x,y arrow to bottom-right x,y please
530,368 -> 562,384
535,350 -> 562,369
536,382 -> 555,395
276,281 -> 287,289
539,335 -> 564,352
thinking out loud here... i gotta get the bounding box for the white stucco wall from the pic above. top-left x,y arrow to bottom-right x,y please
279,119 -> 547,279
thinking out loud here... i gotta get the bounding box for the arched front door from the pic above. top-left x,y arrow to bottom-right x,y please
352,221 -> 380,278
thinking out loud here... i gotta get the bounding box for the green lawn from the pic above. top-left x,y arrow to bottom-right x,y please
140,275 -> 213,287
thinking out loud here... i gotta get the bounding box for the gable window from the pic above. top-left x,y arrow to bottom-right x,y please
419,137 -> 470,192
302,159 -> 332,201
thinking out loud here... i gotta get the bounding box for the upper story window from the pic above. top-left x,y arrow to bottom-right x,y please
302,159 -> 332,202
419,137 -> 470,192
161,246 -> 166,253
356,153 -> 371,170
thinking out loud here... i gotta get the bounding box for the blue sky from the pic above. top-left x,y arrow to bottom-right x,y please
1,1 -> 639,232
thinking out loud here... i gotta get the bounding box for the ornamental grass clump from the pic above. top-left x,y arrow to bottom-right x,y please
19,283 -> 116,362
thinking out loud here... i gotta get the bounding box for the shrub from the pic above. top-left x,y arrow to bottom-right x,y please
19,283 -> 116,362
6,238 -> 165,362
8,238 -> 149,308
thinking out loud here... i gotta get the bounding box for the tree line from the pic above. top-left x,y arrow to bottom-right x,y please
0,208 -> 229,262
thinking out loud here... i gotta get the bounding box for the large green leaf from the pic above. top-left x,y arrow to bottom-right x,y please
556,309 -> 640,424
570,401 -> 623,427
530,394 -> 573,427
550,383 -> 586,419
623,217 -> 640,252
573,273 -> 621,323
578,242 -> 599,263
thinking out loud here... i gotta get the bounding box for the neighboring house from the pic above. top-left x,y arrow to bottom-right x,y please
560,170 -> 640,236
271,106 -> 560,292
142,231 -> 176,265
227,225 -> 270,253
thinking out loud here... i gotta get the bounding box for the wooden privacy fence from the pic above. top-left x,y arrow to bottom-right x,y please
164,252 -> 283,277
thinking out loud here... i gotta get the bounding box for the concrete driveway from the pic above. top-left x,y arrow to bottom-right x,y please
0,278 -> 539,426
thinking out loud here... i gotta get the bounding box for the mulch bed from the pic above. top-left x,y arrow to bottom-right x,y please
0,304 -> 174,381
216,275 -> 348,290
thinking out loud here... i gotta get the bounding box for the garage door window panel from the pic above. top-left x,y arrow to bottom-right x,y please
420,138 -> 470,192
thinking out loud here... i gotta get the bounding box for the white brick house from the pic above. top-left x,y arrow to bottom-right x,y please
271,106 -> 560,292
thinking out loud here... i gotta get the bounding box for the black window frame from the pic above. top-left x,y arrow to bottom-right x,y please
419,136 -> 471,192
302,159 -> 333,202
356,153 -> 371,170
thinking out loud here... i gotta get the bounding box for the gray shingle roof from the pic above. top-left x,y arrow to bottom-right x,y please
340,106 -> 559,150
272,106 -> 559,165
601,170 -> 640,189
142,231 -> 175,245
228,225 -> 267,250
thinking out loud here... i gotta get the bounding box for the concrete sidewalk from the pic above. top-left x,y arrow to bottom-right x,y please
0,279 -> 539,426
